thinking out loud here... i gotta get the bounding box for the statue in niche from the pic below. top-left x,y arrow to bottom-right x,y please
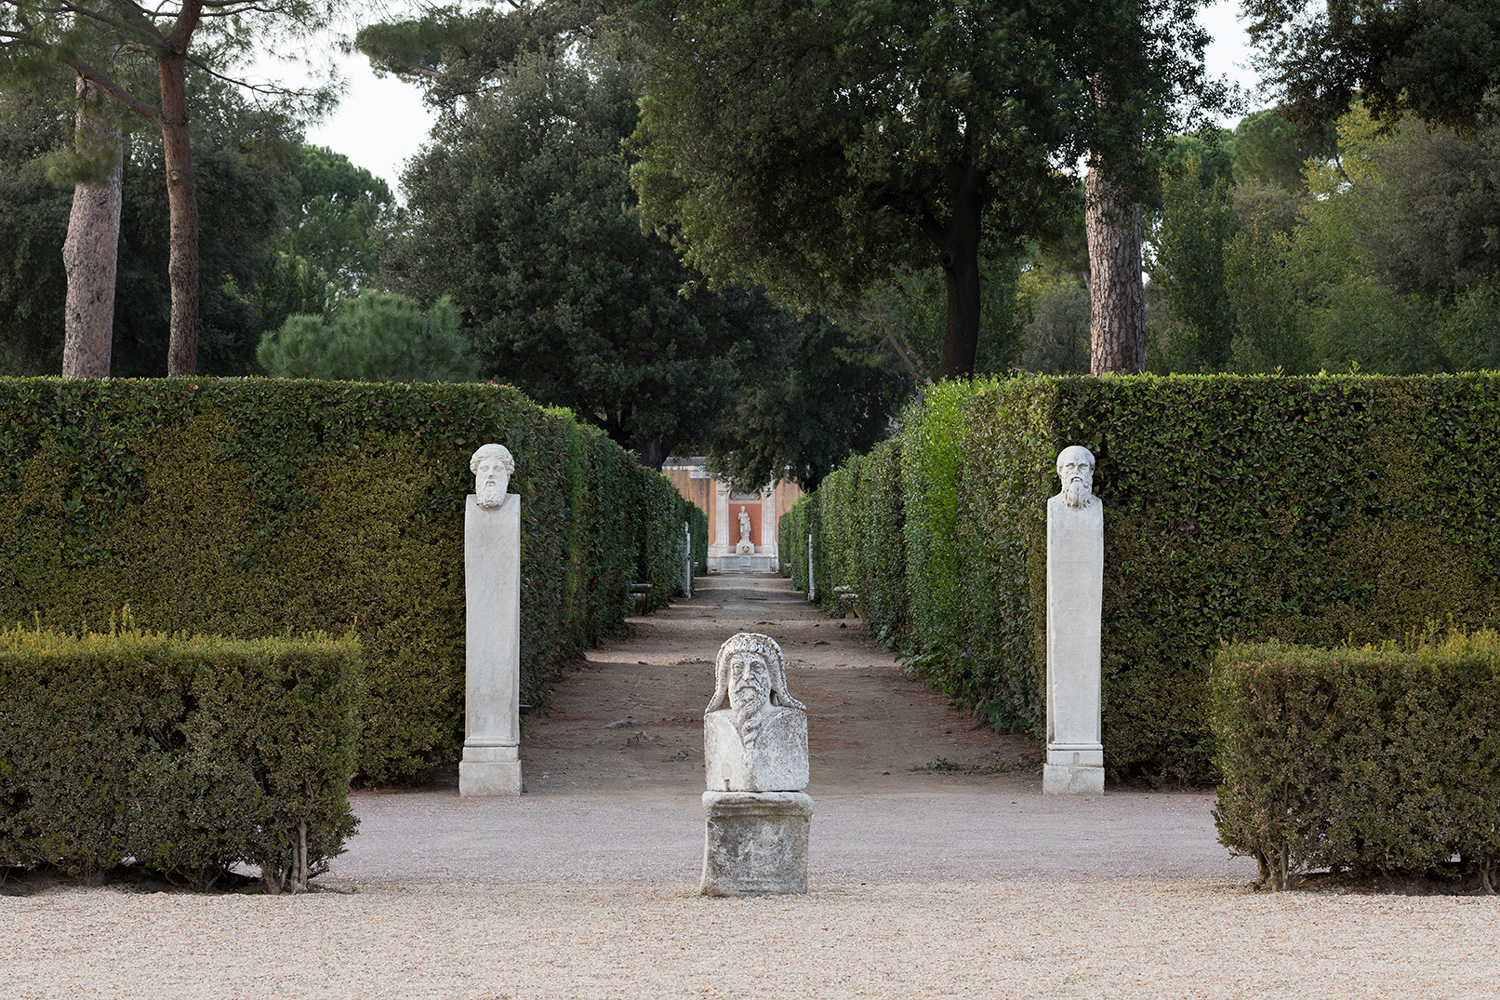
1054,444 -> 1098,510
471,443 -> 515,508
704,632 -> 808,792
738,506 -> 752,543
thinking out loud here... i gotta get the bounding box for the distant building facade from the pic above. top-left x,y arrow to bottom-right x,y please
660,457 -> 803,572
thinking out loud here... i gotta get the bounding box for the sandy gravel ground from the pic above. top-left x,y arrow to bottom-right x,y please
5,573 -> 1498,998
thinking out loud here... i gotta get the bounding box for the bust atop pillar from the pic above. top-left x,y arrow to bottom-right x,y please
460,443 -> 523,796
700,633 -> 812,895
1044,445 -> 1105,795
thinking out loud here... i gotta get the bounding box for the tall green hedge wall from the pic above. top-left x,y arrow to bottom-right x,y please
782,374 -> 1500,782
0,378 -> 705,783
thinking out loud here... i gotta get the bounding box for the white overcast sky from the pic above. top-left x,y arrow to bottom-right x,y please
274,0 -> 1263,196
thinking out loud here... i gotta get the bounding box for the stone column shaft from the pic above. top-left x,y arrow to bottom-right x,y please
1044,496 -> 1104,794
461,494 -> 522,795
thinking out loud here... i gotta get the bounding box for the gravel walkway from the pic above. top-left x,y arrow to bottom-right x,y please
5,573 -> 1497,998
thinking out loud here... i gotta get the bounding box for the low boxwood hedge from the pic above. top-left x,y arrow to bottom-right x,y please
0,628 -> 363,890
1211,634 -> 1500,891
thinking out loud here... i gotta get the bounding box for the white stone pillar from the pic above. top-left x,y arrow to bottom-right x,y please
461,445 -> 523,797
758,488 -> 774,555
713,484 -> 730,569
1044,445 -> 1105,795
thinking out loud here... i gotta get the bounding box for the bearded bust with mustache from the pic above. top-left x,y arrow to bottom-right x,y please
1055,445 -> 1097,510
471,443 -> 516,509
703,632 -> 808,793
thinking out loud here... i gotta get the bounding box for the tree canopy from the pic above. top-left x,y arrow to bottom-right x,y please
1246,0 -> 1500,134
0,81 -> 296,375
625,0 -> 1223,378
0,0 -> 341,374
376,25 -> 779,467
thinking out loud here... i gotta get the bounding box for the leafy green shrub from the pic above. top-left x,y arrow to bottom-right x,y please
258,291 -> 478,382
856,439 -> 906,646
899,379 -> 1001,689
0,378 -> 700,781
1211,634 -> 1500,891
794,372 -> 1500,783
0,628 -> 362,890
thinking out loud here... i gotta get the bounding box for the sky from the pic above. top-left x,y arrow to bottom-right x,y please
288,1 -> 1265,196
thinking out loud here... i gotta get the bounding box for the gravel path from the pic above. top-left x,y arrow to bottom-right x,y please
6,573 -> 1498,998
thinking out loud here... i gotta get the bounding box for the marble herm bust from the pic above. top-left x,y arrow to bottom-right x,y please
704,632 -> 808,792
1053,444 -> 1098,510
470,443 -> 515,508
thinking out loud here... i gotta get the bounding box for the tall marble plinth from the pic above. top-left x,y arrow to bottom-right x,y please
460,493 -> 522,796
701,791 -> 812,896
1044,489 -> 1104,795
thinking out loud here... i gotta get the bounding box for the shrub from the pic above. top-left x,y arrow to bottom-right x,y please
0,628 -> 362,890
788,373 -> 1500,782
1210,634 -> 1500,890
258,291 -> 478,382
0,378 -> 701,781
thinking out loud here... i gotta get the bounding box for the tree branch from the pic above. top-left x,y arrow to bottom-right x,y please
59,54 -> 163,122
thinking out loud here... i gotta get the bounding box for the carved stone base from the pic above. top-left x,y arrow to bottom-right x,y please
1043,743 -> 1104,795
460,743 -> 522,796
713,553 -> 778,573
701,791 -> 812,896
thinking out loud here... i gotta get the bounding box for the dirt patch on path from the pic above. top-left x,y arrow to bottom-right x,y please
521,572 -> 1040,796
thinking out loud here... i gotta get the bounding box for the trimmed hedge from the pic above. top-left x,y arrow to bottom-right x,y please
0,629 -> 362,889
1211,635 -> 1500,890
783,374 -> 1500,782
0,378 -> 703,782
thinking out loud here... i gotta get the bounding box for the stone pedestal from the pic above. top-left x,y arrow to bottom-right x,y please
701,791 -> 812,896
461,493 -> 522,797
1044,481 -> 1104,796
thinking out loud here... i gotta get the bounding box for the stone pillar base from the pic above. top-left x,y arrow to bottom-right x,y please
701,791 -> 812,896
1043,744 -> 1104,795
460,743 -> 521,796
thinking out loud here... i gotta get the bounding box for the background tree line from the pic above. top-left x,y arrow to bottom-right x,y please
2,0 -> 1497,482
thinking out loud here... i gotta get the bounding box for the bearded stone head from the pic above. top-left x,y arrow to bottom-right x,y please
471,443 -> 516,508
707,633 -> 805,721
1055,445 -> 1097,510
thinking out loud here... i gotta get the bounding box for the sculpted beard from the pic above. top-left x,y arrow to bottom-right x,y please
731,672 -> 769,747
477,478 -> 506,507
1062,480 -> 1092,509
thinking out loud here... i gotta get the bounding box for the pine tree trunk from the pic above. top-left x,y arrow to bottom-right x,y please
158,49 -> 198,377
61,76 -> 122,380
1085,159 -> 1145,375
936,165 -> 985,379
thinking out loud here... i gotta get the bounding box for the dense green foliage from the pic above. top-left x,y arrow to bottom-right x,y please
0,84 -> 305,377
257,291 -> 478,383
0,629 -> 362,888
785,373 -> 1500,782
1147,105 -> 1500,377
379,27 -> 756,467
1211,634 -> 1500,891
363,2 -> 915,477
277,144 -> 394,298
0,378 -> 702,782
628,0 -> 1221,377
1245,0 -> 1500,134
706,313 -> 910,492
